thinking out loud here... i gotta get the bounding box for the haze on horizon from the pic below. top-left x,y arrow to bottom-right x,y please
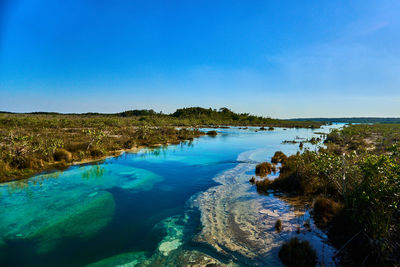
1,0 -> 400,119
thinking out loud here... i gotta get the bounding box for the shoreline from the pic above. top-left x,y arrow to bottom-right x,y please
190,149 -> 337,266
1,142 -> 185,184
0,125 -> 321,184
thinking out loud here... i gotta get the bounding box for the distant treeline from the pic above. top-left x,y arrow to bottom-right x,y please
0,107 -> 322,128
291,117 -> 400,124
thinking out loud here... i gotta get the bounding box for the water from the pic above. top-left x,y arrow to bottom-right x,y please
0,126 -> 341,266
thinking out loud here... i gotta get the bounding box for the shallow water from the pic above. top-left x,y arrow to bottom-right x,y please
0,126 -> 340,266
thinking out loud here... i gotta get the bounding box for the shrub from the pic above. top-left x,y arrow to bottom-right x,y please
53,149 -> 72,162
255,162 -> 276,177
271,151 -> 287,164
206,130 -> 218,136
255,178 -> 271,192
90,149 -> 104,158
312,196 -> 342,226
278,237 -> 317,267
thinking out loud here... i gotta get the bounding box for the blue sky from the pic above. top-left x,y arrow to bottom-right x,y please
1,0 -> 400,118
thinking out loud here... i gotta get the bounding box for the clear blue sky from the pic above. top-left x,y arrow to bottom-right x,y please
1,0 -> 399,118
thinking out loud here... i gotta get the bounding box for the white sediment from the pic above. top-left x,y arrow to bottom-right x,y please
191,149 -> 338,266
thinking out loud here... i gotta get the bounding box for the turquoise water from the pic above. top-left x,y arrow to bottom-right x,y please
0,126 -> 340,266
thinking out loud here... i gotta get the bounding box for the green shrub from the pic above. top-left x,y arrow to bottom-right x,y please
278,238 -> 316,267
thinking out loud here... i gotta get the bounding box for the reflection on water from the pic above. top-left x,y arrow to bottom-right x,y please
133,140 -> 195,159
0,125 -> 342,266
82,165 -> 105,180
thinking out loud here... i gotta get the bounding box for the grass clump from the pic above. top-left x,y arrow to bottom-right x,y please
278,237 -> 317,267
53,149 -> 72,162
255,162 -> 276,177
206,130 -> 218,136
271,151 -> 287,164
255,178 -> 271,192
312,196 -> 342,226
275,219 -> 283,232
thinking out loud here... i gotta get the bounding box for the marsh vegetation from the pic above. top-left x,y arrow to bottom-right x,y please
278,237 -> 317,267
0,107 -> 322,182
252,124 -> 400,266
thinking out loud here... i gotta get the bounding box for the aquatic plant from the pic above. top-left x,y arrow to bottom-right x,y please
278,237 -> 316,267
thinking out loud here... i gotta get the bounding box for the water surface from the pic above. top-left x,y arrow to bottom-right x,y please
0,126 -> 340,266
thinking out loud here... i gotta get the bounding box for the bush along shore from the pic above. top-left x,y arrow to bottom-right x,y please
251,124 -> 400,266
0,124 -> 205,182
0,107 -> 323,182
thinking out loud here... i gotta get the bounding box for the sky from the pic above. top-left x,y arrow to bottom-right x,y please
1,0 -> 400,118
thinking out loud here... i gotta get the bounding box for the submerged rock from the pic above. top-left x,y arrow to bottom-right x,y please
0,191 -> 115,254
119,168 -> 163,192
156,215 -> 186,257
30,190 -> 115,254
